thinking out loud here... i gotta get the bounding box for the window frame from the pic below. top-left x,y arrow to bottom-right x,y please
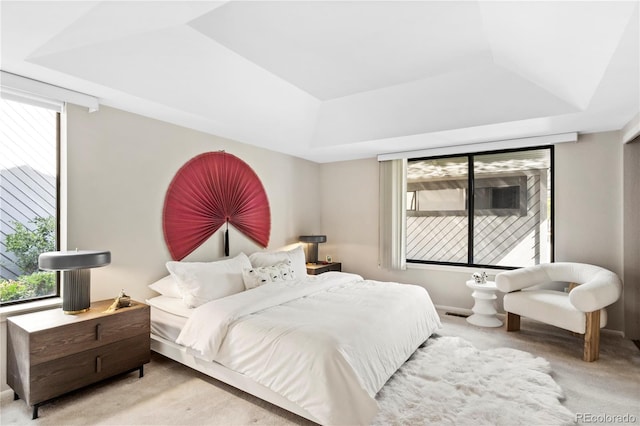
0,110 -> 61,306
406,145 -> 554,270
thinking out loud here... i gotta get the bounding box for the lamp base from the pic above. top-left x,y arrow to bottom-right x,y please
306,243 -> 319,264
64,307 -> 90,315
62,269 -> 91,314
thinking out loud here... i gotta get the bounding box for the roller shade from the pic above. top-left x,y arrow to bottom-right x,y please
377,133 -> 577,161
0,71 -> 99,112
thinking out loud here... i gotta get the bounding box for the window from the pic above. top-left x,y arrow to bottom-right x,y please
406,147 -> 552,268
0,98 -> 60,305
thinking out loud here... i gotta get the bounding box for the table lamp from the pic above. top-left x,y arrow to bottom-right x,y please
39,250 -> 111,314
299,235 -> 326,264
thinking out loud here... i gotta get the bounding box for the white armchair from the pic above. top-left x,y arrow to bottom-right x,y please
495,262 -> 622,361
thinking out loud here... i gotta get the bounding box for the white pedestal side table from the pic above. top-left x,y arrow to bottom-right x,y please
466,280 -> 503,327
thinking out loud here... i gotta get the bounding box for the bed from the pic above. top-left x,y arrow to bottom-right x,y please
147,247 -> 441,425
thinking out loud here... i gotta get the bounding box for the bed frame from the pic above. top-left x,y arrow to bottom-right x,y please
150,333 -> 321,424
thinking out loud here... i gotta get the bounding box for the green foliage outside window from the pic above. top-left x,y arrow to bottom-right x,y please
5,216 -> 56,274
0,271 -> 56,302
1,216 -> 57,303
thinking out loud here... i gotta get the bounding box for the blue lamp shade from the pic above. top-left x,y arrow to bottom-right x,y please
39,250 -> 111,314
299,235 -> 326,264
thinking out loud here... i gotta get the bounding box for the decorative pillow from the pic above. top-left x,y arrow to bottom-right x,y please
148,275 -> 182,298
249,244 -> 307,278
242,261 -> 296,290
166,252 -> 251,308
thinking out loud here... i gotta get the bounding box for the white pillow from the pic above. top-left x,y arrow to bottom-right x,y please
148,275 -> 182,298
242,261 -> 296,290
249,245 -> 307,278
166,252 -> 251,308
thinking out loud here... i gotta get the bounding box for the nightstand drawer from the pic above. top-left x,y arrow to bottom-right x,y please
28,335 -> 150,405
28,304 -> 149,365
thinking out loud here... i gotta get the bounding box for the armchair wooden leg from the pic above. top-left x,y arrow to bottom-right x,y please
506,312 -> 520,331
584,310 -> 600,362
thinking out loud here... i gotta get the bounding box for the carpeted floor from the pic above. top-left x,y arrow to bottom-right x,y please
1,311 -> 638,425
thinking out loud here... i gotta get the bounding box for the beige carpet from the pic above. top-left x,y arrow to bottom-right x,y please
1,311 -> 638,425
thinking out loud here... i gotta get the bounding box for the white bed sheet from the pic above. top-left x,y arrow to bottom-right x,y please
147,295 -> 190,342
176,272 -> 441,425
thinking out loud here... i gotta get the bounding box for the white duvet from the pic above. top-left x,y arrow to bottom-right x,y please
176,272 -> 441,425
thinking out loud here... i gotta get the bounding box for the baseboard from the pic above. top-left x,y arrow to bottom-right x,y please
601,328 -> 625,338
435,305 -> 472,316
436,305 -> 508,319
444,311 -> 470,319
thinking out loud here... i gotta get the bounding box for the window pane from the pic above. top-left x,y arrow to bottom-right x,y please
407,156 -> 468,263
473,149 -> 551,267
0,98 -> 58,304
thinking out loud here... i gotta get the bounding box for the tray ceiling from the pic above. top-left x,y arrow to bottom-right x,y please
1,1 -> 638,163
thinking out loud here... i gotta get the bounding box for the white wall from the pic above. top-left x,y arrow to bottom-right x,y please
0,105 -> 320,390
1,105 -> 321,392
0,112 -> 626,393
65,104 -> 322,303
554,132 -> 623,275
320,131 -> 625,331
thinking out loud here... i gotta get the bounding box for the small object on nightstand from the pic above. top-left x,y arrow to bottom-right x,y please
118,293 -> 131,308
326,255 -> 332,263
104,289 -> 132,313
306,262 -> 341,275
471,271 -> 488,284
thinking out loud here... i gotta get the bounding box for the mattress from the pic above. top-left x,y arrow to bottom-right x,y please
146,295 -> 190,342
174,272 -> 441,425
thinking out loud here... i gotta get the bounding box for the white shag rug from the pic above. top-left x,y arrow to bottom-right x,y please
373,336 -> 576,426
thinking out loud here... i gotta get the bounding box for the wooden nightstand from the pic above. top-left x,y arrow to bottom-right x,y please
6,299 -> 150,419
306,262 -> 342,275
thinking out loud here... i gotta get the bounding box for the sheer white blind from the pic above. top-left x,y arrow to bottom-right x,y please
378,158 -> 407,270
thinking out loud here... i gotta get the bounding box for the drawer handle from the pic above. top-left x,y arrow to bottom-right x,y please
96,356 -> 102,373
95,323 -> 102,341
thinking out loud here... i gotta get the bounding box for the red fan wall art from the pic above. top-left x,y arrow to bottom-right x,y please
163,152 -> 271,260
